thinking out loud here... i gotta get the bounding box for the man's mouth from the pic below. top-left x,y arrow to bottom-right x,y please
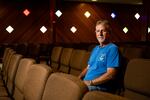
97,36 -> 103,39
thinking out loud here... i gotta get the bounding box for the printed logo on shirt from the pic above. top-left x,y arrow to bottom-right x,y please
98,53 -> 106,62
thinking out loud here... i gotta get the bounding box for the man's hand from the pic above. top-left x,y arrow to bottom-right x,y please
83,80 -> 91,86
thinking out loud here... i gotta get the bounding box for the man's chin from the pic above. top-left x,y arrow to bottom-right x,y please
97,39 -> 104,43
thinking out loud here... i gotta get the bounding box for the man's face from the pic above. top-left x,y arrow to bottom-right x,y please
95,24 -> 110,44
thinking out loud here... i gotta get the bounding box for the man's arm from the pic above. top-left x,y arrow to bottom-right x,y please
84,67 -> 117,86
78,66 -> 88,79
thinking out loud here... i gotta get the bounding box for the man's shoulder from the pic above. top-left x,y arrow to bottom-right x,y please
108,43 -> 118,49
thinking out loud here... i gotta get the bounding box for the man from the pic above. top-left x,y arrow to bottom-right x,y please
78,19 -> 120,93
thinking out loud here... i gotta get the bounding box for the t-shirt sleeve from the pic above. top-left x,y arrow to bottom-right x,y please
107,46 -> 119,68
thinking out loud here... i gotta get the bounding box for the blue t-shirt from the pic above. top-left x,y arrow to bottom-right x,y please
84,43 -> 119,81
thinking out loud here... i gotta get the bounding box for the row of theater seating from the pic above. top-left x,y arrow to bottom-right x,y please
5,44 -> 146,95
1,48 -> 150,100
0,48 -> 89,100
42,45 -> 148,75
47,46 -> 90,76
0,43 -> 150,64
0,44 -> 148,78
0,46 -> 150,99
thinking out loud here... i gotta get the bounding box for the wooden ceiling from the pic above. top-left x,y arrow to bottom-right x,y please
63,0 -> 143,5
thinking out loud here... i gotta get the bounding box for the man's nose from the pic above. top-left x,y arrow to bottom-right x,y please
99,31 -> 103,36
97,32 -> 103,37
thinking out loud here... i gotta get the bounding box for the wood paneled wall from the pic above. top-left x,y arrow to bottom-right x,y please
0,0 -> 52,44
55,1 -> 147,44
0,0 -> 149,44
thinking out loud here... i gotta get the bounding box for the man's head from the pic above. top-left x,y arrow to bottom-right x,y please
95,19 -> 112,45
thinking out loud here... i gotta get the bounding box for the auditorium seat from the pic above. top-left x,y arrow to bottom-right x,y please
0,49 -> 16,97
3,51 -> 17,84
80,51 -> 91,73
123,59 -> 150,100
7,54 -> 23,96
0,48 -> 10,66
69,49 -> 87,76
87,44 -> 97,51
0,97 -> 12,100
83,59 -> 150,100
0,48 -> 10,79
123,47 -> 144,61
42,73 -> 88,100
82,91 -> 128,100
0,54 -> 22,97
23,64 -> 52,100
39,44 -> 52,65
50,46 -> 63,72
0,49 -> 15,87
1,48 -> 14,73
13,58 -> 35,100
58,47 -> 73,73
118,46 -> 125,55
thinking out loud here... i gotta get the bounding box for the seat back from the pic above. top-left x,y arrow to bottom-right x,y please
3,50 -> 16,83
23,64 -> 52,100
124,59 -> 150,100
42,73 -> 88,100
2,49 -> 14,73
7,54 -> 23,96
123,47 -> 144,60
13,58 -> 35,100
82,91 -> 128,100
50,46 -> 63,71
0,48 -> 11,71
2,48 -> 10,63
80,51 -> 91,71
69,49 -> 87,76
59,48 -> 73,73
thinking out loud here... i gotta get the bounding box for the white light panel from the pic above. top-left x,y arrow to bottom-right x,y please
135,13 -> 140,20
70,26 -> 77,33
123,27 -> 128,33
84,11 -> 91,18
55,10 -> 62,17
6,26 -> 14,33
40,26 -> 47,33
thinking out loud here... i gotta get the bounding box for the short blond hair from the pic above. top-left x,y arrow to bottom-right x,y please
96,19 -> 110,26
96,19 -> 112,33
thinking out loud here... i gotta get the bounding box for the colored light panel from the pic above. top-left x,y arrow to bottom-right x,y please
84,11 -> 91,18
70,26 -> 77,33
134,13 -> 140,20
40,26 -> 47,33
111,12 -> 116,19
123,27 -> 128,33
55,10 -> 62,17
6,26 -> 14,33
23,9 -> 30,16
